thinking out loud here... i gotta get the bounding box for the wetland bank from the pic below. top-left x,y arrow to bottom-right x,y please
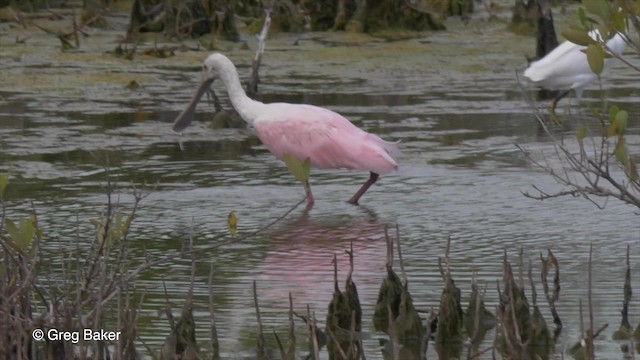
0,0 -> 639,359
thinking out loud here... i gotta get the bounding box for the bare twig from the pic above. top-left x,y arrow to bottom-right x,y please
311,308 -> 320,360
286,293 -> 295,359
514,72 -> 640,210
587,243 -> 594,359
394,224 -> 408,285
254,280 -> 268,360
540,249 -> 562,330
247,7 -> 273,97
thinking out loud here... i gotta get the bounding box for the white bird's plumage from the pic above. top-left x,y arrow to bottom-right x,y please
524,30 -> 626,99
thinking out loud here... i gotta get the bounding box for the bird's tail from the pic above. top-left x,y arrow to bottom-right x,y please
366,134 -> 401,173
369,134 -> 401,158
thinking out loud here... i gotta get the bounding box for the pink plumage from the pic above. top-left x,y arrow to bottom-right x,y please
252,103 -> 398,175
172,53 -> 399,208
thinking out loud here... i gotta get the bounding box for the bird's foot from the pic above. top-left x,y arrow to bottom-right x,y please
346,198 -> 359,206
304,201 -> 314,212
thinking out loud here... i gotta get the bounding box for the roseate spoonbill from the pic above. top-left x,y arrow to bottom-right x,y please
523,30 -> 626,113
172,53 -> 399,208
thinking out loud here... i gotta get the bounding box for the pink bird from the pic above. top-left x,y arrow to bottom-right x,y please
173,53 -> 399,208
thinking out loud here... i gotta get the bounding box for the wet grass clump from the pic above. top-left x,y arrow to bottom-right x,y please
325,248 -> 363,359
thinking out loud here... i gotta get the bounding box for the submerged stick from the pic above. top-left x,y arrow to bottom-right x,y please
614,244 -> 633,340
528,260 -> 537,306
333,253 -> 340,293
253,281 -> 268,360
287,293 -> 295,359
208,263 -> 220,360
274,330 -> 286,359
311,309 -> 320,360
622,244 -> 632,330
346,242 -> 355,284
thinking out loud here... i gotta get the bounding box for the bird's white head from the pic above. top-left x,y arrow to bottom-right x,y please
202,52 -> 236,81
172,52 -> 250,133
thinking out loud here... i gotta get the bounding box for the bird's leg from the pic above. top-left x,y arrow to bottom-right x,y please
348,172 -> 379,205
549,90 -> 571,115
303,180 -> 314,209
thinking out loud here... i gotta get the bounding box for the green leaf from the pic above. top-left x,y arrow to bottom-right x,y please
614,137 -> 629,165
583,0 -> 609,20
283,155 -> 311,183
2,217 -> 34,253
4,219 -> 20,246
576,126 -> 587,141
607,121 -> 618,137
597,25 -> 616,43
577,7 -> 588,27
0,175 -> 7,197
608,105 -> 619,122
607,105 -> 619,137
628,160 -> 639,181
614,138 -> 638,181
302,158 -> 311,177
562,29 -> 596,46
608,110 -> 628,137
615,110 -> 628,135
586,43 -> 605,74
19,216 -> 35,250
115,211 -> 123,229
611,11 -> 627,33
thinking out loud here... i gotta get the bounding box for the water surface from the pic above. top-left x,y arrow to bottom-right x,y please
0,5 -> 639,359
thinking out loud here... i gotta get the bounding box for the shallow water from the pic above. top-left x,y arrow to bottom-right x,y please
1,4 -> 640,359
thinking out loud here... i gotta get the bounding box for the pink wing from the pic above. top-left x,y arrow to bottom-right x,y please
252,104 -> 398,175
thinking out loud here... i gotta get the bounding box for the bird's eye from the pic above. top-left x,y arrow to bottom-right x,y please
203,65 -> 208,71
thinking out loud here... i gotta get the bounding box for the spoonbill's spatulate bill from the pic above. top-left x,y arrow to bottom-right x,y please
172,53 -> 399,208
523,30 -> 626,112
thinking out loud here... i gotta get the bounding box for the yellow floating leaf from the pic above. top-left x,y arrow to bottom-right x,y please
227,211 -> 237,236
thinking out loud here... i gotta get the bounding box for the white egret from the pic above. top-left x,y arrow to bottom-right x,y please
523,30 -> 626,112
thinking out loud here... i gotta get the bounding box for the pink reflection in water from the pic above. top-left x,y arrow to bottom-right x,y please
255,212 -> 391,313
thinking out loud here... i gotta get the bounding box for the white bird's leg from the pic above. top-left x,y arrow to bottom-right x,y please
348,172 -> 379,205
303,180 -> 314,209
550,90 -> 571,114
